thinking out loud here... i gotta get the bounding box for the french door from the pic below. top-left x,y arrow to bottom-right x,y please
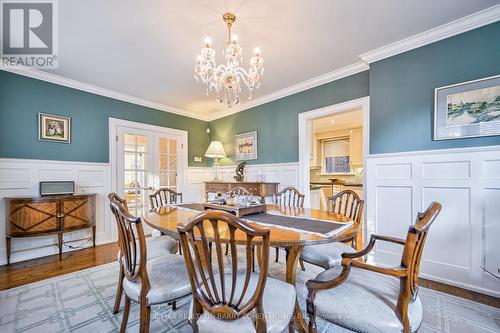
114,123 -> 184,217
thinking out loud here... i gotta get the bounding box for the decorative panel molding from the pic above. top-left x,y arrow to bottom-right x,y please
366,145 -> 500,297
483,160 -> 500,179
421,161 -> 471,179
375,163 -> 412,180
0,158 -> 111,265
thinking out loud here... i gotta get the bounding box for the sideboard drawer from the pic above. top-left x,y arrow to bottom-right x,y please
206,184 -> 229,192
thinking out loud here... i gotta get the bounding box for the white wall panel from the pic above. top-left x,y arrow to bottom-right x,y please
367,145 -> 500,297
0,158 -> 112,265
422,161 -> 470,179
375,163 -> 412,180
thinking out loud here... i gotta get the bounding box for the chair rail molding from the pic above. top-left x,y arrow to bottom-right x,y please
0,158 -> 112,265
366,145 -> 500,297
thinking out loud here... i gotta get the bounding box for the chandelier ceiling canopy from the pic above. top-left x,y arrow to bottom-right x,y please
194,12 -> 264,109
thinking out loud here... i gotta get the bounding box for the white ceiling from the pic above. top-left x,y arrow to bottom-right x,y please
43,0 -> 499,120
313,108 -> 363,134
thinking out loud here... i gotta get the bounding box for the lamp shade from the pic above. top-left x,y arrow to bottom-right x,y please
205,141 -> 226,158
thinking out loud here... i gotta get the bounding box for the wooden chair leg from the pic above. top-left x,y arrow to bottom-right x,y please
252,246 -> 256,272
113,265 -> 125,314
178,240 -> 182,255
275,247 -> 279,262
119,296 -> 131,333
299,259 -> 306,271
139,302 -> 151,333
225,243 -> 229,255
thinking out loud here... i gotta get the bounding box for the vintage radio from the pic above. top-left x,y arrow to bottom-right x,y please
39,181 -> 75,196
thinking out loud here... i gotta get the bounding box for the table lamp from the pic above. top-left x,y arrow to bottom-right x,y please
205,141 -> 226,181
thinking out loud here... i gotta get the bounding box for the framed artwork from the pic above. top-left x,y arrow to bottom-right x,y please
39,113 -> 71,143
434,74 -> 500,140
234,131 -> 257,161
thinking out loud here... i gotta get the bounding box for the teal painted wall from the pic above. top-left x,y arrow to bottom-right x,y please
209,71 -> 370,165
0,71 -> 209,166
370,22 -> 500,154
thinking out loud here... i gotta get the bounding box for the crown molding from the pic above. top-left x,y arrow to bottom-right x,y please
360,4 -> 500,64
207,61 -> 369,121
0,64 -> 208,121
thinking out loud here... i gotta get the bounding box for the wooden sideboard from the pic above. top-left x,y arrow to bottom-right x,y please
204,181 -> 279,201
4,193 -> 97,264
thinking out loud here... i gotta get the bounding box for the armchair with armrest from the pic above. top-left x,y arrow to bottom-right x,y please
306,202 -> 442,333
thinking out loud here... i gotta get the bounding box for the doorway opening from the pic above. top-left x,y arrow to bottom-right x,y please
298,96 -> 369,238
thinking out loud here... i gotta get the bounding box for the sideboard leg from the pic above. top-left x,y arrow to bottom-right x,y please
92,225 -> 96,247
6,237 -> 11,265
57,233 -> 63,257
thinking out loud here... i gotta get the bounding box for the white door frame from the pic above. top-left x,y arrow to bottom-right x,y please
109,118 -> 189,202
298,96 -> 370,207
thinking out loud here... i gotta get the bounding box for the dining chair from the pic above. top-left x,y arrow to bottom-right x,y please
109,196 -> 192,333
149,187 -> 183,208
300,190 -> 364,270
306,202 -> 442,333
273,186 -> 306,270
108,193 -> 179,314
177,210 -> 296,333
148,187 -> 184,254
226,186 -> 251,197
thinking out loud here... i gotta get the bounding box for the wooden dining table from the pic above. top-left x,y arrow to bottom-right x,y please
143,203 -> 357,333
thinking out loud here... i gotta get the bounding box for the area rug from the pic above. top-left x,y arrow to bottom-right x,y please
0,251 -> 499,333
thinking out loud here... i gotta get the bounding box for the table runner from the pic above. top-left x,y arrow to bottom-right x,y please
174,203 -> 353,237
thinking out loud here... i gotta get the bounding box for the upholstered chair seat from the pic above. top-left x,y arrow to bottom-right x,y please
301,190 -> 364,271
191,273 -> 296,333
300,242 -> 356,269
117,235 -> 178,262
313,266 -> 423,333
122,254 -> 191,305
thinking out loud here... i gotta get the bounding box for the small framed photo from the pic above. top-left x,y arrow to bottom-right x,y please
434,74 -> 500,140
39,113 -> 71,143
235,131 -> 257,161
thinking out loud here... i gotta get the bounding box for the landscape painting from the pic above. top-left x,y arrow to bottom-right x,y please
434,75 -> 500,140
446,85 -> 500,126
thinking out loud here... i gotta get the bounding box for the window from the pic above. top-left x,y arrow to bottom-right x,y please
322,138 -> 350,173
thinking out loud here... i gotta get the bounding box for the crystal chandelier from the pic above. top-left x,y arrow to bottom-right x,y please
194,12 -> 264,108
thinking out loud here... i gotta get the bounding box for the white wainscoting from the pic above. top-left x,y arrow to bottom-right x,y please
366,146 -> 500,297
186,162 -> 300,202
0,158 -> 112,265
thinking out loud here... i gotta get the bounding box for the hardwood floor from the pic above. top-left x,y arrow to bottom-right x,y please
0,242 -> 498,308
0,242 -> 119,290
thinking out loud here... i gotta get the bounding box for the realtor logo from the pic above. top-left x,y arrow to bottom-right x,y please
1,0 -> 58,68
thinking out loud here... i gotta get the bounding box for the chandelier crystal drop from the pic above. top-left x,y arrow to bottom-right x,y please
194,12 -> 264,108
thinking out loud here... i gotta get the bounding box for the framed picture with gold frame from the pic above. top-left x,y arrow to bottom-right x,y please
38,113 -> 71,143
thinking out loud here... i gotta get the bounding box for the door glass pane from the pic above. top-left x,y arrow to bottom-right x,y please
160,171 -> 168,187
137,136 -> 148,153
169,139 -> 177,155
159,138 -> 168,154
160,155 -> 168,171
169,171 -> 177,187
125,152 -> 148,170
124,134 -> 136,151
169,155 -> 177,170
